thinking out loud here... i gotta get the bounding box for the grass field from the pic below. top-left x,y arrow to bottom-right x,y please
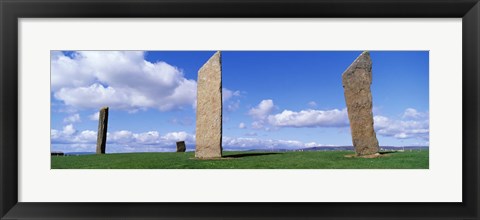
51,150 -> 428,169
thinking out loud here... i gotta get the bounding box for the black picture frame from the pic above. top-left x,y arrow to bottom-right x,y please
1,0 -> 479,219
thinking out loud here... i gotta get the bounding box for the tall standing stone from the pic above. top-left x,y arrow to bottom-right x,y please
342,51 -> 379,156
96,107 -> 109,154
195,51 -> 222,159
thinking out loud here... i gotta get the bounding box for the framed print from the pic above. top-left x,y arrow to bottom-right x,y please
1,0 -> 479,219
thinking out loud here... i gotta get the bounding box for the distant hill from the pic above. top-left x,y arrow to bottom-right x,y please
297,146 -> 428,152
379,146 -> 429,150
64,152 -> 96,156
241,146 -> 429,152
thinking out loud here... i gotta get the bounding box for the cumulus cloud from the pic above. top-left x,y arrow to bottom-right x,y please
374,108 -> 429,140
109,130 -> 194,146
73,130 -> 97,143
222,88 -> 240,102
63,114 -> 81,123
238,122 -> 246,129
163,131 -> 192,142
51,51 -> 197,112
248,99 -> 275,120
51,124 -> 195,152
225,99 -> 240,112
51,125 -> 327,152
51,124 -> 93,144
169,117 -> 194,126
247,99 -> 275,130
267,108 -> 349,128
251,121 -> 264,129
89,112 -> 100,121
402,108 -> 427,119
222,137 -> 321,150
247,99 -> 349,129
244,100 -> 428,142
62,124 -> 76,136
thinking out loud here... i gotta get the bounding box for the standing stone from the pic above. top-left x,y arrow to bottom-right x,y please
342,51 -> 379,156
176,141 -> 186,152
195,51 -> 222,158
96,107 -> 109,154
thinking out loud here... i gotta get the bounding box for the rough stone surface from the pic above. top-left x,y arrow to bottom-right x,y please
176,141 -> 186,152
195,51 -> 222,158
342,51 -> 379,156
96,107 -> 109,154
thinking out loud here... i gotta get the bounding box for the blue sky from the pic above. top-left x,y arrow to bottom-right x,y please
51,51 -> 429,153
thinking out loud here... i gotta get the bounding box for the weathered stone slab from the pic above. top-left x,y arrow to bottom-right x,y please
342,51 -> 379,156
195,51 -> 222,158
96,107 -> 109,154
176,141 -> 186,152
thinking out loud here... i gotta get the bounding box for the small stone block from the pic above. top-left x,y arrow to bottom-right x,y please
176,141 -> 186,152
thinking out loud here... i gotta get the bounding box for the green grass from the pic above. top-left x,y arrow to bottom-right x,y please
51,150 -> 428,169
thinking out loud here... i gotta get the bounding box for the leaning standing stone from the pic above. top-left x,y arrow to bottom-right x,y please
176,141 -> 186,152
96,107 -> 109,154
195,51 -> 222,159
342,51 -> 379,156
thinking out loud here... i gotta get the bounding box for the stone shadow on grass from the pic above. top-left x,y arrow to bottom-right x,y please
223,152 -> 282,158
379,151 -> 399,155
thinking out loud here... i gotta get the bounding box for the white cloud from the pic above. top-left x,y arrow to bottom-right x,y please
63,114 -> 81,123
244,100 -> 428,143
163,131 -> 191,142
133,131 -> 162,145
108,130 -> 195,146
402,108 -> 427,119
51,124 -> 94,144
51,126 -> 326,152
247,99 -> 348,129
51,51 -> 96,91
248,99 -> 274,120
251,121 -> 264,129
267,108 -> 349,128
222,137 -> 321,150
110,130 -> 134,144
222,88 -> 240,102
63,124 -> 76,135
374,108 -> 429,141
73,130 -> 97,143
169,117 -> 194,126
51,126 -> 332,152
51,125 -> 196,152
226,99 -> 240,112
308,101 -> 317,107
51,51 -> 197,112
247,99 -> 275,130
89,112 -> 100,121
238,122 -> 246,129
